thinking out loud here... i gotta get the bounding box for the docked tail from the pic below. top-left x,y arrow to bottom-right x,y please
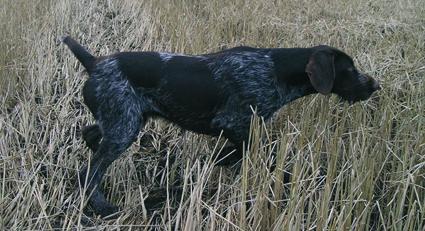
61,36 -> 96,72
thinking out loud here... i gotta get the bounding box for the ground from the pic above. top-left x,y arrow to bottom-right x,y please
0,0 -> 424,230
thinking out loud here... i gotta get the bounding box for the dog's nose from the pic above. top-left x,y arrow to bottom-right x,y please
372,80 -> 381,91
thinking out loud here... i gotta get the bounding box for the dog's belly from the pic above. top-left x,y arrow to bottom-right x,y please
171,116 -> 220,136
152,98 -> 220,136
146,105 -> 217,136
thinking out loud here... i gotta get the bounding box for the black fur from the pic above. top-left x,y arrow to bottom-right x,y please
116,52 -> 163,88
62,36 -> 380,217
60,36 -> 95,71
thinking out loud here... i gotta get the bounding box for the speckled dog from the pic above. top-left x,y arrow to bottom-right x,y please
62,36 -> 380,217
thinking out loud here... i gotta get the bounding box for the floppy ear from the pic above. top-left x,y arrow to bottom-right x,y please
305,50 -> 335,95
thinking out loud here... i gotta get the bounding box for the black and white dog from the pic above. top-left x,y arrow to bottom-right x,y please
62,36 -> 380,217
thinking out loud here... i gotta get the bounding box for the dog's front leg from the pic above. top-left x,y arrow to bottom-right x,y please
214,144 -> 243,166
212,112 -> 251,166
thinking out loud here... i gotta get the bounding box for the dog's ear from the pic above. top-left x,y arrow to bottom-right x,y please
305,49 -> 335,95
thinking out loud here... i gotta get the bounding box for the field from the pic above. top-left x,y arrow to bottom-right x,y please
1,0 -> 424,230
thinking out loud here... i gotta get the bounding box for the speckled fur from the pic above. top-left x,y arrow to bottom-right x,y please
81,52 -> 310,216
208,51 -> 306,143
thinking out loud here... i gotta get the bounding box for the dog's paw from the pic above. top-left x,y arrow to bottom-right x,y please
215,156 -> 242,166
94,204 -> 120,219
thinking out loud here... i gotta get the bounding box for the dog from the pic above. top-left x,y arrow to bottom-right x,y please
61,36 -> 380,217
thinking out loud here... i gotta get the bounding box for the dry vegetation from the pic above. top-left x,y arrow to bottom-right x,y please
1,0 -> 424,230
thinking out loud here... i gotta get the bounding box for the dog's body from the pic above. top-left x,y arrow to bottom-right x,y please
62,36 -> 380,217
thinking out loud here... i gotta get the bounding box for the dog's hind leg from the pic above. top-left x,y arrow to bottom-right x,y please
82,124 -> 102,152
79,82 -> 145,217
80,111 -> 143,217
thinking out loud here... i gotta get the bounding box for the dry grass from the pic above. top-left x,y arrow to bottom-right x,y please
1,0 -> 424,230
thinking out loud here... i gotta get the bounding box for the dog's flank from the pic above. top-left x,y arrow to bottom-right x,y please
61,35 -> 380,217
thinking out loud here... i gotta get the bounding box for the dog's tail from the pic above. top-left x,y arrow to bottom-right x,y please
61,36 -> 96,72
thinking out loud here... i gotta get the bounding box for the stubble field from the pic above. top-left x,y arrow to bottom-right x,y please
1,0 -> 424,230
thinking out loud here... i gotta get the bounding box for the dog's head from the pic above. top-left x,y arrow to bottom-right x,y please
306,46 -> 381,103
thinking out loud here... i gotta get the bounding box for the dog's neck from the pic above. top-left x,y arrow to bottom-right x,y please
270,48 -> 317,106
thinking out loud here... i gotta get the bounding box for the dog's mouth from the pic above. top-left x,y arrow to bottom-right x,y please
339,96 -> 366,105
336,79 -> 381,104
338,87 -> 381,105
